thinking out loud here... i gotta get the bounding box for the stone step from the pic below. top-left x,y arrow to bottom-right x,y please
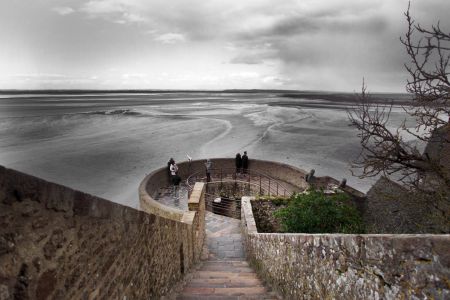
179,261 -> 279,299
194,270 -> 259,279
183,286 -> 267,294
200,262 -> 254,272
176,295 -> 276,299
188,277 -> 263,288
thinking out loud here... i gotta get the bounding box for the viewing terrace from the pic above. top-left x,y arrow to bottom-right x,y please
148,158 -> 361,219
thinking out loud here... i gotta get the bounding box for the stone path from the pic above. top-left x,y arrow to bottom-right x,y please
205,212 -> 244,260
176,212 -> 279,299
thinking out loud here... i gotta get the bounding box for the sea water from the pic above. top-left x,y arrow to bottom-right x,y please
0,91 -> 412,207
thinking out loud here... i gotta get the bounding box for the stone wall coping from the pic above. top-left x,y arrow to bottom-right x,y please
181,211 -> 196,225
188,182 -> 205,205
241,196 -> 257,234
188,182 -> 205,212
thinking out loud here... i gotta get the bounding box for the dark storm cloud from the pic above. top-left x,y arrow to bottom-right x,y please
1,0 -> 449,91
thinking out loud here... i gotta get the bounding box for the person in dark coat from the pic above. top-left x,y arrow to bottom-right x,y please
205,159 -> 212,182
235,153 -> 242,175
172,174 -> 181,200
242,151 -> 249,174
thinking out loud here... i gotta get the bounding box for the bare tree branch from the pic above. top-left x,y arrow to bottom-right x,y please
348,4 -> 450,193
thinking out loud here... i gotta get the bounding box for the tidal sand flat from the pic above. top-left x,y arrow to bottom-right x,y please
0,91 -> 412,207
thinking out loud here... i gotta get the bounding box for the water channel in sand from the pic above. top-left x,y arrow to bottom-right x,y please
0,91 -> 414,207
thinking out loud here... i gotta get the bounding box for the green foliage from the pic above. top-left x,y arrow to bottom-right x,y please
274,190 -> 365,234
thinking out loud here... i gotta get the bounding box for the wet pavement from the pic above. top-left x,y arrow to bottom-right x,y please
154,184 -> 190,211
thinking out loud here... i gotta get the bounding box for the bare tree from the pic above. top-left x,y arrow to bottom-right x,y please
348,5 -> 450,192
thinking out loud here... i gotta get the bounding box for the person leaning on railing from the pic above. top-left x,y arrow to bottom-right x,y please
235,153 -> 242,175
205,159 -> 212,182
242,151 -> 249,174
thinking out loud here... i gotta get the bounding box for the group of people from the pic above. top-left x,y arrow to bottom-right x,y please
167,151 -> 250,198
235,151 -> 249,175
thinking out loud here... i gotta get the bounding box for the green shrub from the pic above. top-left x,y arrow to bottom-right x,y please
273,190 -> 365,234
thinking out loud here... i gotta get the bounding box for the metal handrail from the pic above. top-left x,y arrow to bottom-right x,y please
185,168 -> 292,197
204,180 -> 272,197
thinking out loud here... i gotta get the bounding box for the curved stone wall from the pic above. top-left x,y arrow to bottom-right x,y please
241,197 -> 450,300
144,158 -> 311,192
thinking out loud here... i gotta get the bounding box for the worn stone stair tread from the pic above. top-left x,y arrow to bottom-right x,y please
205,260 -> 249,264
200,265 -> 255,272
181,286 -> 268,295
194,271 -> 259,279
188,278 -> 264,288
177,296 -> 278,300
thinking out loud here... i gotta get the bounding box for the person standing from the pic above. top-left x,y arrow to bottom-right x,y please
205,159 -> 212,182
167,157 -> 175,183
242,151 -> 249,174
235,153 -> 242,175
170,160 -> 178,181
172,173 -> 182,201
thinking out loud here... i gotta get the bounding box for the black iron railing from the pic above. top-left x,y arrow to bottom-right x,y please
186,168 -> 293,197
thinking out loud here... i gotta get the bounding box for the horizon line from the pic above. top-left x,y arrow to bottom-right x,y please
0,88 -> 409,95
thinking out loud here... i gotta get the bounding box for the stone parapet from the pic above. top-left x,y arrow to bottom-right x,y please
188,182 -> 205,212
0,165 -> 206,299
241,198 -> 450,299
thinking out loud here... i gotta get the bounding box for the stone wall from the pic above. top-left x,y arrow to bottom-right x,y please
0,166 -> 205,299
364,177 -> 450,234
241,197 -> 450,300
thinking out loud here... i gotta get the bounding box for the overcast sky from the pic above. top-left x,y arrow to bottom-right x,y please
0,0 -> 448,92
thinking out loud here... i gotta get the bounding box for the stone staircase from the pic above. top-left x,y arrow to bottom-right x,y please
177,260 -> 278,299
176,212 -> 279,300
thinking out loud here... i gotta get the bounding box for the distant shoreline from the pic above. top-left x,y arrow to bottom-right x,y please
0,88 -> 413,105
0,88 -> 410,96
279,92 -> 413,105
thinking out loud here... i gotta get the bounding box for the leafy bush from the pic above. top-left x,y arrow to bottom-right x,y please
273,190 -> 365,234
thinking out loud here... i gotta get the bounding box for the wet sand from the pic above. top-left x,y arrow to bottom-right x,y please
0,91 -> 412,208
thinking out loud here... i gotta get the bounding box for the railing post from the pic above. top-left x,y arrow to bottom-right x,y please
259,175 -> 262,195
277,182 -> 279,196
268,178 -> 271,197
